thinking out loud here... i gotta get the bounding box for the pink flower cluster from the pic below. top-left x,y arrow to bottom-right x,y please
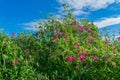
63,36 -> 68,42
87,40 -> 92,45
79,55 -> 85,62
73,20 -> 91,32
66,55 -> 85,62
117,36 -> 120,41
73,20 -> 77,28
93,55 -> 99,61
53,30 -> 64,42
79,26 -> 91,31
66,54 -> 99,62
66,55 -> 77,62
79,26 -> 84,31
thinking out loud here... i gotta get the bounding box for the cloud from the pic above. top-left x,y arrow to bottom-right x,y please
57,0 -> 120,15
94,16 -> 120,28
23,16 -> 64,31
23,21 -> 40,31
73,10 -> 88,16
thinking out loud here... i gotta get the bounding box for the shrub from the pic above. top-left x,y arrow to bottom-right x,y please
35,12 -> 120,79
0,10 -> 120,80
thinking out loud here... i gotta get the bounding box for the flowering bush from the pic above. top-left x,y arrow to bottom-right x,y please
0,11 -> 120,80
36,12 -> 120,80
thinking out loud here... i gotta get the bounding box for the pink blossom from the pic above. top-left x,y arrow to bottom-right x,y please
66,55 -> 77,62
83,51 -> 87,55
72,57 -> 77,62
93,55 -> 99,61
85,27 -> 91,31
79,26 -> 84,31
87,40 -> 92,45
74,20 -> 77,25
73,20 -> 77,28
12,60 -> 20,66
89,32 -> 93,36
93,35 -> 97,38
63,36 -> 67,42
66,55 -> 73,61
117,36 -> 120,41
89,33 -> 97,38
79,55 -> 85,62
74,42 -> 79,48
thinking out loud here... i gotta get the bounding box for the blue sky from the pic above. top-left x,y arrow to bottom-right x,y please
0,0 -> 120,37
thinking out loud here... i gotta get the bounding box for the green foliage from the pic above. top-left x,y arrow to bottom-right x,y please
0,11 -> 120,80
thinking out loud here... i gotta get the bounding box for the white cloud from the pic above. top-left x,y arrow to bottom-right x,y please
94,16 -> 120,28
73,10 -> 88,16
23,21 -> 39,31
57,0 -> 120,15
117,0 -> 120,2
23,17 -> 64,31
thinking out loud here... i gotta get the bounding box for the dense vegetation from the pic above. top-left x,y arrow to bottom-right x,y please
0,12 -> 120,80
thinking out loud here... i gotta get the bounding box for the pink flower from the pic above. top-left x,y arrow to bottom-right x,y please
83,51 -> 87,55
79,55 -> 85,62
85,27 -> 91,31
93,55 -> 99,61
117,36 -> 120,41
79,26 -> 84,31
89,33 -> 97,38
93,35 -> 97,38
87,40 -> 92,45
12,60 -> 20,66
66,55 -> 73,61
63,36 -> 68,42
66,55 -> 77,62
89,32 -> 93,36
73,20 -> 77,28
74,20 -> 77,25
72,57 -> 77,62
74,42 -> 79,48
